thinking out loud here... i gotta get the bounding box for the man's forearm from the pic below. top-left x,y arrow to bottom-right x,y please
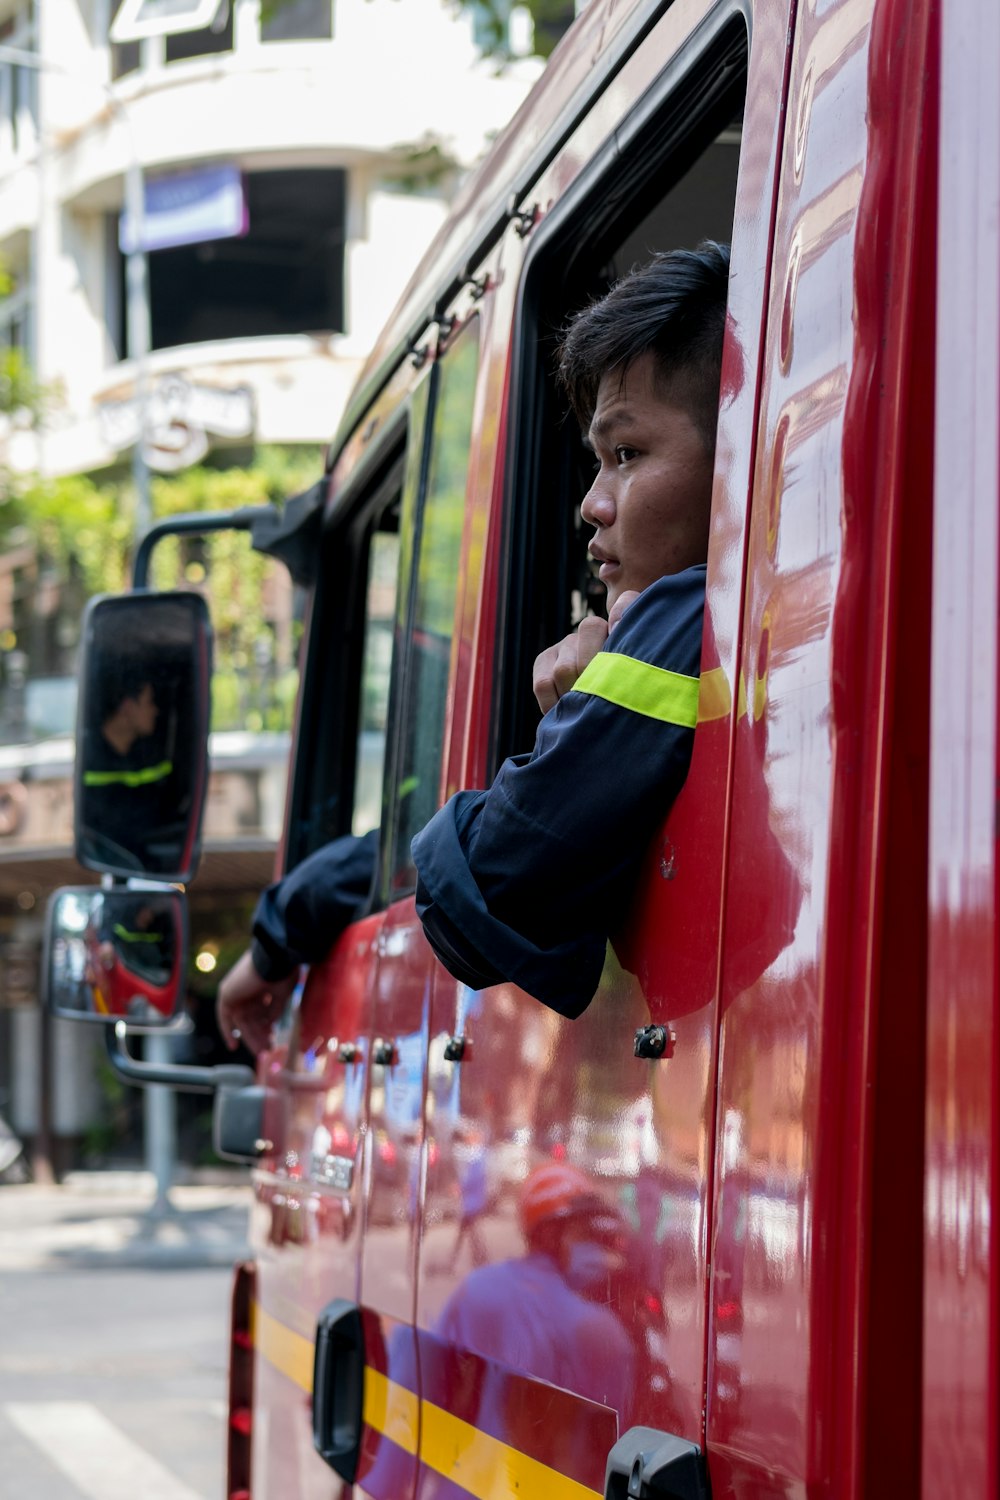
251,828 -> 378,979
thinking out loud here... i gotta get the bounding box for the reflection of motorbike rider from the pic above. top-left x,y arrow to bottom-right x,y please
436,1163 -> 636,1417
363,1162 -> 639,1498
84,897 -> 176,1018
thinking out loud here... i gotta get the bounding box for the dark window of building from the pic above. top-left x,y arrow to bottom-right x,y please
0,11 -> 38,146
165,0 -> 233,62
126,168 -> 346,353
261,0 -> 332,42
109,0 -> 141,77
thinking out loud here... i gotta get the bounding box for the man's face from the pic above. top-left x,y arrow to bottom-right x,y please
127,683 -> 158,737
581,352 -> 714,612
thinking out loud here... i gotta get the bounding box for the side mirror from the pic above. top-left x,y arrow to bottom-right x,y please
75,591 -> 212,883
45,886 -> 188,1027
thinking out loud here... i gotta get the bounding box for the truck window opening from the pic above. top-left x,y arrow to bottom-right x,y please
494,34 -> 747,773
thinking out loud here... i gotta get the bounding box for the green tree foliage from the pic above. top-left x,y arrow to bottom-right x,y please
261,0 -> 576,61
454,0 -> 576,59
5,471 -> 132,595
0,260 -> 51,422
0,348 -> 49,419
0,447 -> 322,733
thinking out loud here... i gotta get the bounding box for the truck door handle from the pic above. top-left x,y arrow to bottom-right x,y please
605,1426 -> 708,1499
372,1039 -> 397,1066
312,1299 -> 364,1483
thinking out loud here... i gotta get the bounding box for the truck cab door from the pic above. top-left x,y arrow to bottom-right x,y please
414,4 -> 795,1496
248,373 -> 432,1500
352,317 -> 483,1500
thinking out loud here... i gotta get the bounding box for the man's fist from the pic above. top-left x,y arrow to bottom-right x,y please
608,590 -> 641,631
533,615 -> 609,713
532,592 -> 642,714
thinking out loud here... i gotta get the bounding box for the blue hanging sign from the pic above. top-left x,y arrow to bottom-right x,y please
120,164 -> 247,254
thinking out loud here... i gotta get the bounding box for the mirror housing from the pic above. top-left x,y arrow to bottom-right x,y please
75,591 -> 212,883
45,885 -> 188,1027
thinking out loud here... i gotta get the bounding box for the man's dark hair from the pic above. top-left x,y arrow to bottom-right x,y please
95,662 -> 152,725
557,241 -> 730,450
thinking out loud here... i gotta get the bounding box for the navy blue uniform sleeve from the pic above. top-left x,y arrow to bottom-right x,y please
251,828 -> 378,981
412,568 -> 706,1017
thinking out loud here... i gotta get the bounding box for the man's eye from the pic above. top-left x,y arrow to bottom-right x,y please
615,446 -> 638,464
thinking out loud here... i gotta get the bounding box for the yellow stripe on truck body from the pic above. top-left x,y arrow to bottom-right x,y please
254,1303 -> 601,1500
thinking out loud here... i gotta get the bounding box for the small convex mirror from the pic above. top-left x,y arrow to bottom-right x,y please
45,886 -> 187,1026
75,592 -> 212,883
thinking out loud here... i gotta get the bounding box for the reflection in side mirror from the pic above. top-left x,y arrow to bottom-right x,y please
74,591 -> 212,883
45,886 -> 188,1027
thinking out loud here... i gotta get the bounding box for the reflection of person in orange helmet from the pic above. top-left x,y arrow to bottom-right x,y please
362,1162 -> 638,1498
435,1162 -> 636,1418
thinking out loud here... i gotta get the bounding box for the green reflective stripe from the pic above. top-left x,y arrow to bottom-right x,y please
112,924 -> 161,944
573,653 -> 700,728
83,759 -> 173,788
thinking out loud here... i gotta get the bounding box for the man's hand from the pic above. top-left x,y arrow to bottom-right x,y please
532,592 -> 643,713
533,616 -> 609,713
608,590 -> 641,631
217,949 -> 298,1054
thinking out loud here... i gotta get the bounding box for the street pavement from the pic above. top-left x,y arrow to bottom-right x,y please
0,1173 -> 253,1500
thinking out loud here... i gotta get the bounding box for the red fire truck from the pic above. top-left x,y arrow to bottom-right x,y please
46,0 -> 999,1496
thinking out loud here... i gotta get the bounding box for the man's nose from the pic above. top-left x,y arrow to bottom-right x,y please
580,475 -> 615,527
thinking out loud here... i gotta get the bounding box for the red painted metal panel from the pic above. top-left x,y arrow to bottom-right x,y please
356,898 -> 432,1500
708,1 -> 940,1497
923,5 -> 1000,1496
249,914 -> 382,1500
417,1 -> 796,1486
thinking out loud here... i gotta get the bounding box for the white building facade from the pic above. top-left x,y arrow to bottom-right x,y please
0,0 -> 544,1174
0,0 -> 541,479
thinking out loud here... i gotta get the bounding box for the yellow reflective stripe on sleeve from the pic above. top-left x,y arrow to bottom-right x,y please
420,1396 -> 600,1500
697,666 -> 731,723
83,759 -> 173,788
573,652 -> 700,728
364,1366 -> 419,1455
112,924 -> 161,944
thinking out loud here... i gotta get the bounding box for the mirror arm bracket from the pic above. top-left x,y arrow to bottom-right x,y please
132,479 -> 326,591
132,506 -> 276,589
105,1021 -> 256,1095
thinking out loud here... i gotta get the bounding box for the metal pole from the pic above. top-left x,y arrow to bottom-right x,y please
122,156 -> 152,541
144,1033 -> 176,1215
